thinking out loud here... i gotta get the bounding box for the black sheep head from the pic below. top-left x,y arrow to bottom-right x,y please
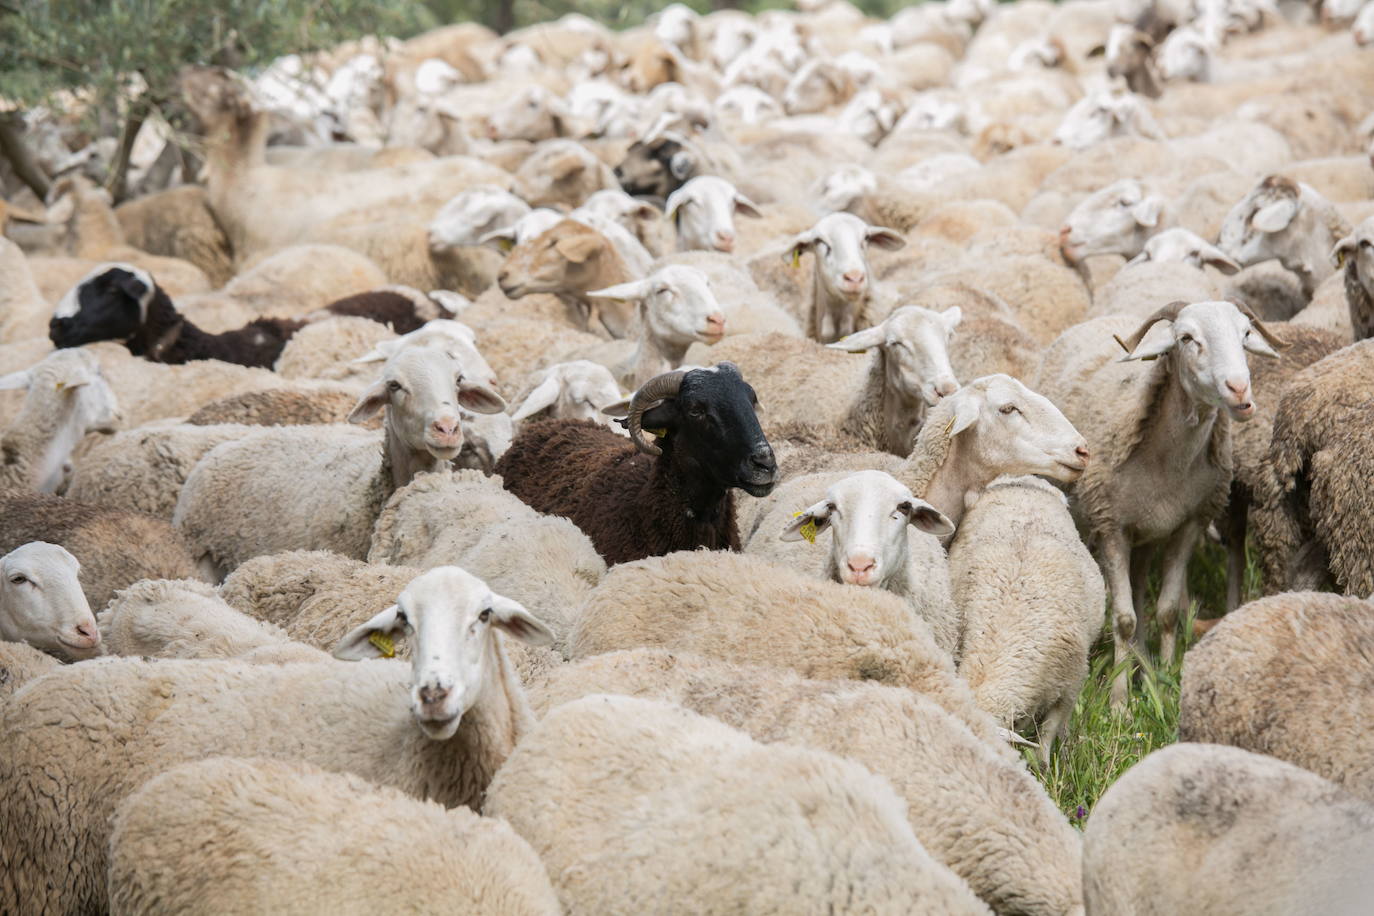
49,264 -> 155,349
633,363 -> 778,498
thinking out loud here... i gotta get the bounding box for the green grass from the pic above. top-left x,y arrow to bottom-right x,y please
1020,539 -> 1263,827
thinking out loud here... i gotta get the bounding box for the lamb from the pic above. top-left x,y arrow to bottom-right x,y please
107,757 -> 563,916
1059,177 -> 1171,264
0,494 -> 208,610
664,174 -> 762,253
1035,300 -> 1285,705
527,649 -> 1083,916
1218,174 -> 1352,300
173,346 -> 505,573
484,695 -> 992,915
495,363 -> 777,566
1083,743 -> 1374,915
1178,591 -> 1374,800
1250,341 -> 1374,595
496,219 -> 638,338
784,211 -> 906,342
0,566 -> 554,915
0,348 -> 120,493
586,265 -> 727,387
0,640 -> 59,701
949,475 -> 1105,761
568,549 -> 1000,746
509,360 -> 625,428
1329,214 -> 1374,340
0,542 -> 100,661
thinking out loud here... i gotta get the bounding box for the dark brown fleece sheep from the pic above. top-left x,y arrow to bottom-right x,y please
0,494 -> 207,609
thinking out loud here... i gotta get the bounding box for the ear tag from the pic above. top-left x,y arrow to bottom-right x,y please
499,238 -> 514,252
645,427 -> 668,438
790,249 -> 801,269
791,510 -> 818,544
368,632 -> 396,658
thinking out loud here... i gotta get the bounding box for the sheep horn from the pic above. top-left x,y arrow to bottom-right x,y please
1114,300 -> 1188,355
626,369 -> 688,456
1228,299 -> 1290,350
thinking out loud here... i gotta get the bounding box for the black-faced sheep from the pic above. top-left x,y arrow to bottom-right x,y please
494,363 -> 778,566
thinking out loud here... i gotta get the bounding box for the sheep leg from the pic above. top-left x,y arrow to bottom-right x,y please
1224,494 -> 1248,613
1100,533 -> 1135,709
1155,521 -> 1201,665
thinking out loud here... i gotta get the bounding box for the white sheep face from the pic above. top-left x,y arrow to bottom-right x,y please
1061,179 -> 1164,262
665,176 -> 761,253
0,542 -> 99,660
786,212 -> 905,303
428,186 -> 531,251
829,305 -> 961,407
782,470 -> 954,587
591,265 -> 727,346
334,567 -> 553,740
951,375 -> 1090,485
1129,228 -> 1240,273
1122,300 -> 1278,420
511,361 -> 625,427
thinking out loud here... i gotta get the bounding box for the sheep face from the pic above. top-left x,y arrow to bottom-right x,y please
348,348 -> 505,461
486,86 -> 569,142
1061,179 -> 1165,262
782,470 -> 954,587
829,306 -> 961,407
1128,228 -> 1240,273
512,361 -> 624,426
49,263 -> 157,349
428,186 -> 531,252
615,135 -> 696,199
1120,300 -> 1281,420
952,375 -> 1090,484
0,542 -> 99,660
787,213 -> 906,303
497,220 -> 614,299
665,176 -> 761,254
1217,177 -> 1309,273
593,266 -> 726,347
334,567 -> 552,740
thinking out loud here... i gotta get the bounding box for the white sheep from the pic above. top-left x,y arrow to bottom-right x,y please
784,211 -> 907,342
950,475 -> 1105,761
485,694 -> 992,915
108,756 -> 563,915
0,542 -> 100,661
0,565 -> 555,914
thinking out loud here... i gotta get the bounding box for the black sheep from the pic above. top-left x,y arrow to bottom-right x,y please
495,363 -> 778,566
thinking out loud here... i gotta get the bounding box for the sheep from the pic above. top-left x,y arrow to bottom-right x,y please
1329,214 -> 1374,340
0,566 -> 554,915
107,757 -> 563,916
173,346 -> 506,573
569,548 -> 1001,746
1035,300 -> 1285,705
949,475 -> 1105,762
0,640 -> 59,701
512,138 -> 617,211
703,304 -> 962,457
663,175 -> 762,253
0,542 -> 100,661
485,694 -> 992,915
0,493 -> 208,611
528,649 -> 1082,916
1082,743 -> 1374,915
496,219 -> 638,338
0,348 -> 120,493
495,363 -> 777,566
1217,174 -> 1352,300
784,211 -> 906,343
185,387 -> 363,427
509,360 -> 625,428
586,265 -> 727,387
1059,177 -> 1171,264
114,184 -> 235,287
1250,340 -> 1374,595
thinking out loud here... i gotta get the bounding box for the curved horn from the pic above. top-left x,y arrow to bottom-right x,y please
1228,299 -> 1289,351
626,369 -> 688,456
1114,300 -> 1188,355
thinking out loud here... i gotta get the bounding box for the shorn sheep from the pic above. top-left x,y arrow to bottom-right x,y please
1179,591 -> 1374,802
0,542 -> 101,661
108,757 -> 563,916
529,649 -> 1084,916
485,694 -> 992,915
0,566 -> 554,914
1083,743 -> 1374,915
495,363 -> 778,565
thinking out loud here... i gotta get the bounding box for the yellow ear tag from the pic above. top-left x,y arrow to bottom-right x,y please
499,237 -> 514,252
791,510 -> 818,544
645,427 -> 668,438
368,632 -> 396,658
790,249 -> 801,269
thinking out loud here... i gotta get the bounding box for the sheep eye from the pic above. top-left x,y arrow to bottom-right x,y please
8,575 -> 27,585
478,608 -> 492,623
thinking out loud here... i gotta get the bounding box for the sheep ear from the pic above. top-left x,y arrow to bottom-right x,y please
1199,244 -> 1241,275
348,378 -> 391,423
864,226 -> 906,250
780,499 -> 833,542
511,376 -> 562,422
589,278 -> 653,301
457,380 -> 507,415
734,193 -> 762,218
0,369 -> 32,391
1251,198 -> 1298,233
1331,234 -> 1357,269
333,605 -> 406,660
941,306 -> 963,332
668,150 -> 695,180
1131,196 -> 1162,229
827,324 -> 886,352
555,232 -> 602,264
490,595 -> 555,646
947,394 -> 981,436
901,501 -> 955,538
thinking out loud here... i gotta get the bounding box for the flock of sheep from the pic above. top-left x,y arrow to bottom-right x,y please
2,0 -> 1374,911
